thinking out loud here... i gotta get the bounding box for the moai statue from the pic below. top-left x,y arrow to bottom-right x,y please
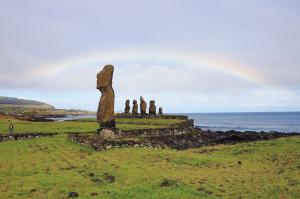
149,100 -> 156,115
140,96 -> 147,115
96,65 -> 115,129
124,99 -> 130,114
132,100 -> 138,115
159,107 -> 163,115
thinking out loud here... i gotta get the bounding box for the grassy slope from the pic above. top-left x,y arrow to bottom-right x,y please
0,105 -> 95,116
0,96 -> 54,108
0,135 -> 299,199
0,116 -> 299,198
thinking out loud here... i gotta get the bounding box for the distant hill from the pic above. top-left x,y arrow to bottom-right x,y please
0,96 -> 54,109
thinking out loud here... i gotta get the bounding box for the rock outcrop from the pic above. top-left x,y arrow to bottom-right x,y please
140,96 -> 147,115
124,100 -> 130,114
149,100 -> 156,115
132,100 -> 138,115
96,65 -> 115,128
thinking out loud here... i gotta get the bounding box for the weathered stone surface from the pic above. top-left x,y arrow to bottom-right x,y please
0,133 -> 57,142
69,130 -> 300,151
140,96 -> 147,115
100,129 -> 116,139
96,65 -> 115,128
132,100 -> 138,115
149,100 -> 156,115
124,99 -> 130,114
159,107 -> 163,115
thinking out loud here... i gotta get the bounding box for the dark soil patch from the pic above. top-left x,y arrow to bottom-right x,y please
30,188 -> 37,193
90,192 -> 98,196
160,178 -> 177,187
197,187 -> 214,195
103,173 -> 115,183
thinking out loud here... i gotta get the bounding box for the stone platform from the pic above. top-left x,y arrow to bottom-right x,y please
68,128 -> 300,151
115,114 -> 190,120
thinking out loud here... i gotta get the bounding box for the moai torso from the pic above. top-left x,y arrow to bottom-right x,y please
149,100 -> 156,115
159,107 -> 163,115
124,99 -> 130,114
96,65 -> 115,128
132,100 -> 138,115
140,96 -> 147,115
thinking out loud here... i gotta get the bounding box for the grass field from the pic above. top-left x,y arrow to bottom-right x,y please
0,117 -> 183,134
0,116 -> 300,198
0,135 -> 299,199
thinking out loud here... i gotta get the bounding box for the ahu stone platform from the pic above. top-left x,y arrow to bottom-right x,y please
68,128 -> 300,151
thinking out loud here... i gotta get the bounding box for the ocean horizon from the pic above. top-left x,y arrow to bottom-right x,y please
182,112 -> 300,133
51,111 -> 300,133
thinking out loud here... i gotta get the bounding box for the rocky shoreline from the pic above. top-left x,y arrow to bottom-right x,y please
15,114 -> 66,122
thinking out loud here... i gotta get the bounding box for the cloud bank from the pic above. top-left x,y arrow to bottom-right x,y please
0,0 -> 299,112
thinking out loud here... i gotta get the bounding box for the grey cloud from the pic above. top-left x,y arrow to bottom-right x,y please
0,0 -> 300,111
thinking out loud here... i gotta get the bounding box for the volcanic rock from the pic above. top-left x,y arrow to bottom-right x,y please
96,65 -> 115,128
69,192 -> 79,198
132,100 -> 138,115
149,100 -> 156,115
124,99 -> 130,114
140,96 -> 147,115
159,107 -> 163,115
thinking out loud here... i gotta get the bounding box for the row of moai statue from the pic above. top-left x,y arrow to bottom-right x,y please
124,96 -> 163,115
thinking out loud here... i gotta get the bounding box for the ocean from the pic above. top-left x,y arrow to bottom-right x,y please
50,112 -> 300,133
184,112 -> 300,133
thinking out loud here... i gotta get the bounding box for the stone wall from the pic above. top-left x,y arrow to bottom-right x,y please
118,127 -> 193,137
0,133 -> 57,142
68,128 -> 300,151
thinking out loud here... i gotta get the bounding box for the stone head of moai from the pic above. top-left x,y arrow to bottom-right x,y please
124,99 -> 130,114
132,99 -> 138,115
149,100 -> 156,115
96,64 -> 115,129
140,96 -> 147,115
97,65 -> 114,91
159,107 -> 163,115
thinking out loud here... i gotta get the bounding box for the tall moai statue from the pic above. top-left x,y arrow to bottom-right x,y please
159,107 -> 163,115
96,65 -> 115,129
140,96 -> 147,115
132,100 -> 138,115
124,99 -> 130,114
149,100 -> 156,115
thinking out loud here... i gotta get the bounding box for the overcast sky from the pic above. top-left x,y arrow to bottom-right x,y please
0,0 -> 299,112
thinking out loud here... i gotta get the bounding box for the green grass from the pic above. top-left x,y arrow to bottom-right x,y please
0,135 -> 299,198
1,116 -> 299,198
0,117 -> 180,134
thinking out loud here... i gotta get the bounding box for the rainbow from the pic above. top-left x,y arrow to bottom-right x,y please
37,49 -> 267,85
